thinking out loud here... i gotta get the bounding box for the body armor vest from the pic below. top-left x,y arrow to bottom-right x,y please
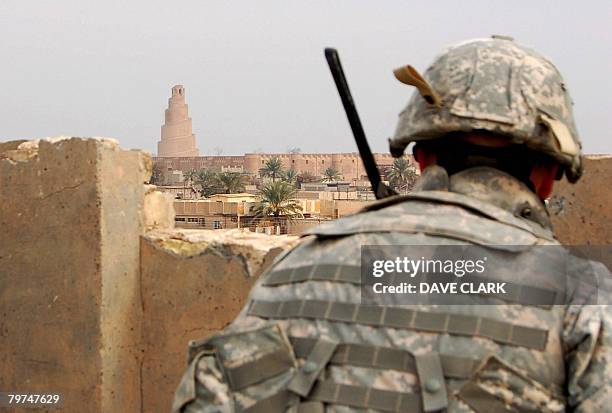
174,168 -> 609,413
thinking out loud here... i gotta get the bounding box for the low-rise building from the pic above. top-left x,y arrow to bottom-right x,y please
174,197 -> 256,230
157,185 -> 199,200
209,193 -> 258,203
320,198 -> 371,219
172,190 -> 357,233
172,187 -> 376,233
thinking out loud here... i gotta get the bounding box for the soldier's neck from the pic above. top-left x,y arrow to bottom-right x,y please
416,165 -> 552,229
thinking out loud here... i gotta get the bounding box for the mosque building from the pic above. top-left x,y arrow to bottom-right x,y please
154,85 -> 410,180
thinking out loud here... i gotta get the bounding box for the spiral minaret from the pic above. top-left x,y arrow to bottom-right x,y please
157,85 -> 199,157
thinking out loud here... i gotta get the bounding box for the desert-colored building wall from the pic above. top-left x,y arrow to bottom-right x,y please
320,198 -> 371,219
154,152 -> 413,181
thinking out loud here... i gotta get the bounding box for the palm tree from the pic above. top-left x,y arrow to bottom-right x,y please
296,171 -> 318,188
150,162 -> 164,185
322,167 -> 341,182
196,169 -> 219,197
259,157 -> 284,182
283,168 -> 298,185
216,172 -> 246,194
387,158 -> 418,193
179,169 -> 200,198
253,181 -> 303,221
184,169 -> 198,183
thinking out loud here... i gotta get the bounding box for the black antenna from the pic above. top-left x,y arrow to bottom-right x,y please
324,48 -> 396,199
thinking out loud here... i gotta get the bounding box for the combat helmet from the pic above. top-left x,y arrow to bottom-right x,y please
390,35 -> 583,182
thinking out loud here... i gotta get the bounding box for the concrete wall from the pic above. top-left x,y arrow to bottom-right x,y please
99,141 -> 150,412
0,138 -> 296,412
139,229 -> 296,413
0,137 -> 148,412
550,155 -> 612,245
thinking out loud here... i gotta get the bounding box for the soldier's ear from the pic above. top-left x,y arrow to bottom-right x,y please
414,144 -> 437,171
529,163 -> 558,200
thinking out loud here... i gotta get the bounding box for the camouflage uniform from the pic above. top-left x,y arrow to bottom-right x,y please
172,37 -> 612,412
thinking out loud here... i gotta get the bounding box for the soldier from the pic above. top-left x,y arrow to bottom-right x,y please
172,37 -> 611,412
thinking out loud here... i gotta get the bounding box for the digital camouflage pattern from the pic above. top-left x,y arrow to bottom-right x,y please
172,38 -> 609,412
173,167 -> 612,413
390,36 -> 583,182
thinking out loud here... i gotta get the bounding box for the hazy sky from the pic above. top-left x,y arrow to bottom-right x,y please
1,0 -> 610,155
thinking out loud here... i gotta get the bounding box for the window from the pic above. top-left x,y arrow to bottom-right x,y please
213,221 -> 222,229
175,217 -> 186,222
322,160 -> 324,164
262,160 -> 265,164
188,217 -> 198,223
306,160 -> 309,164
292,160 -> 295,164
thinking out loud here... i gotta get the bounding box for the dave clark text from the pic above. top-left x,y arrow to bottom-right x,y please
371,282 -> 506,295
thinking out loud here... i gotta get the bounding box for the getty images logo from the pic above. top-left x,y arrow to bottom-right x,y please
371,256 -> 488,278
